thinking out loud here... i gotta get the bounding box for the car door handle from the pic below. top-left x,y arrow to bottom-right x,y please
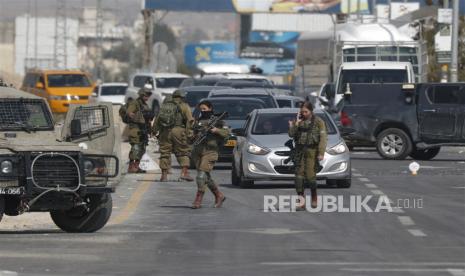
423,109 -> 436,112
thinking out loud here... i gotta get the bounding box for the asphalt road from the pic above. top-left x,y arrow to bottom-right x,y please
0,147 -> 464,276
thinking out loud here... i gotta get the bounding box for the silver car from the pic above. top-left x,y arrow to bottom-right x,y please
232,108 -> 351,188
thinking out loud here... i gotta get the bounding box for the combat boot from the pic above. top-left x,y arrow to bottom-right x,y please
210,186 -> 226,208
159,170 -> 168,182
310,188 -> 318,208
180,166 -> 194,182
296,192 -> 306,211
134,160 -> 146,173
127,160 -> 139,174
191,191 -> 204,209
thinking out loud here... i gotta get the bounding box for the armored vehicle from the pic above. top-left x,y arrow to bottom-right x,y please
0,85 -> 119,232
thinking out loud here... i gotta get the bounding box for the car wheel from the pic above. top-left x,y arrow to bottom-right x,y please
409,147 -> 440,160
376,128 -> 412,160
152,102 -> 160,117
238,160 -> 254,188
50,194 -> 112,233
0,196 -> 5,223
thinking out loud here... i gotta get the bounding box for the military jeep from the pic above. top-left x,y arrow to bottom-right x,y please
0,86 -> 119,232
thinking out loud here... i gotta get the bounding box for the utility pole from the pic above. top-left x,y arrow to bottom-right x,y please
95,0 -> 103,80
34,0 -> 38,68
54,0 -> 67,68
450,0 -> 459,82
25,0 -> 31,70
142,9 -> 153,70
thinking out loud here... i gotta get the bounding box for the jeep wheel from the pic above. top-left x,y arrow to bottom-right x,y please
376,128 -> 412,160
152,102 -> 160,117
409,147 -> 441,160
50,194 -> 112,233
0,196 -> 5,223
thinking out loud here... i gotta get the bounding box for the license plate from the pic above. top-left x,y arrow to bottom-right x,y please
282,159 -> 294,166
224,140 -> 237,147
0,187 -> 23,195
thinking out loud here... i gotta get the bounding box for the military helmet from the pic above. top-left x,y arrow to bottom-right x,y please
172,89 -> 186,98
138,86 -> 152,97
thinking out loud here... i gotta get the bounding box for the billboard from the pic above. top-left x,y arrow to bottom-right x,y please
232,0 -> 341,13
144,0 -> 235,12
240,31 -> 299,59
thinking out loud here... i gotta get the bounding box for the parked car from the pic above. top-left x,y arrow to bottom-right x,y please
90,82 -> 128,105
208,88 -> 279,108
125,73 -> 188,115
275,95 -> 305,108
182,86 -> 228,110
340,82 -> 465,160
180,76 -> 226,88
215,80 -> 273,89
232,108 -> 351,188
21,69 -> 95,114
193,97 -> 267,161
0,85 -> 119,232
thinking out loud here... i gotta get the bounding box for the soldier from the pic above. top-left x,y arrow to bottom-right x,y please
127,87 -> 153,173
288,101 -> 327,209
191,100 -> 229,209
153,90 -> 194,182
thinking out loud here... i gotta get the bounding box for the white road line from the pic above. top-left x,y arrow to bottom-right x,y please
0,252 -> 101,261
391,207 -> 405,213
447,269 -> 465,276
260,261 -> 465,266
451,187 -> 465,189
408,229 -> 427,237
0,271 -> 18,276
365,183 -> 378,189
371,189 -> 385,196
353,173 -> 362,177
341,268 -> 464,273
398,216 -> 415,226
359,178 -> 370,182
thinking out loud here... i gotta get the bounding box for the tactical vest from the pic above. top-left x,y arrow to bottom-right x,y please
194,117 -> 225,150
295,117 -> 321,147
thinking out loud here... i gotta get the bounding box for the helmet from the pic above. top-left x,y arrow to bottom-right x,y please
138,87 -> 152,97
172,89 -> 186,98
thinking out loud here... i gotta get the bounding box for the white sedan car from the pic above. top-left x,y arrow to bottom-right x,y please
91,82 -> 128,105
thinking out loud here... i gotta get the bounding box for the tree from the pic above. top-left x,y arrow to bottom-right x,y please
153,24 -> 179,51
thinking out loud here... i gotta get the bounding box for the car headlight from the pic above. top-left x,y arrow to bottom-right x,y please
327,142 -> 347,155
1,160 -> 13,174
83,160 -> 95,174
247,143 -> 270,155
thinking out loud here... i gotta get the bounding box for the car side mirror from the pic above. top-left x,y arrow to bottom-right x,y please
36,82 -> 44,89
70,119 -> 82,137
339,127 -> 356,136
232,128 -> 245,136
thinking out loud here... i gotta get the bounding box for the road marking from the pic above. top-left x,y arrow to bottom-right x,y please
260,261 -> 465,266
353,173 -> 362,177
365,183 -> 378,189
448,269 -> 465,276
342,268 -> 465,273
451,186 -> 465,189
391,207 -> 405,213
0,271 -> 18,276
358,178 -> 370,182
408,229 -> 427,237
371,189 -> 385,196
398,216 -> 415,226
109,173 -> 154,225
0,251 -> 101,261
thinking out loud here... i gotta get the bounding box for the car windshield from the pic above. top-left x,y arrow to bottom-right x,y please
338,69 -> 408,94
210,94 -> 276,108
185,91 -> 210,108
47,74 -> 92,87
0,99 -> 53,130
100,85 -> 127,96
156,78 -> 186,88
277,99 -> 292,107
252,113 -> 336,135
197,100 -> 265,120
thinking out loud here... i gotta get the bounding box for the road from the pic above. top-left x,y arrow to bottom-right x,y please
0,146 -> 464,276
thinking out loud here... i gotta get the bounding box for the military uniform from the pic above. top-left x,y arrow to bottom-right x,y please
288,116 -> 327,202
152,90 -> 194,181
191,114 -> 230,209
127,96 -> 151,173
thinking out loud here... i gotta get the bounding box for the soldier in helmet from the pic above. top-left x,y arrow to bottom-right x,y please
126,87 -> 153,173
152,89 -> 194,182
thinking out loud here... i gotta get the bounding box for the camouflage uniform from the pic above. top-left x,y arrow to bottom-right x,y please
288,116 -> 327,194
191,114 -> 229,209
152,91 -> 194,180
127,96 -> 151,172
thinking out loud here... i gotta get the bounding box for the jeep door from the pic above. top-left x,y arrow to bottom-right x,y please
418,84 -> 465,143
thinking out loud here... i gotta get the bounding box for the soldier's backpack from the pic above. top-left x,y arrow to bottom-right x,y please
118,103 -> 130,124
157,99 -> 180,128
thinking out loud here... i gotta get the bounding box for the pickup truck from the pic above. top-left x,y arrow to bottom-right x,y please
340,82 -> 465,160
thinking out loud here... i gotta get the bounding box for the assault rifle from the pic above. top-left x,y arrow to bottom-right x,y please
192,111 -> 228,146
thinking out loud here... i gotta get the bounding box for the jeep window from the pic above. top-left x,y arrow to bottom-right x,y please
0,99 -> 53,130
47,74 -> 92,87
73,106 -> 109,133
427,86 -> 465,105
156,78 -> 186,88
133,76 -> 154,88
338,69 -> 408,94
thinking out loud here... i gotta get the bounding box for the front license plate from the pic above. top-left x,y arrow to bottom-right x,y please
0,187 -> 23,195
224,140 -> 237,147
282,159 -> 294,166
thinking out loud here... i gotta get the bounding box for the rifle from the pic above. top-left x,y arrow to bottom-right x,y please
192,111 -> 228,146
283,139 -> 296,165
